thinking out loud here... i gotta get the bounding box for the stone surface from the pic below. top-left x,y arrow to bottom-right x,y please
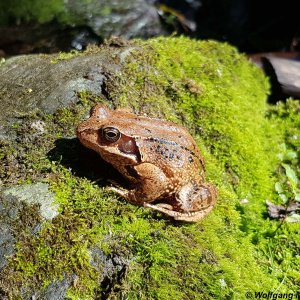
0,183 -> 58,271
34,275 -> 75,300
0,221 -> 14,271
64,0 -> 165,39
90,246 -> 127,297
0,51 -> 115,133
1,183 -> 58,220
268,57 -> 300,97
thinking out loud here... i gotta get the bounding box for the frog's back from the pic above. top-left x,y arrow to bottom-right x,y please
108,109 -> 205,170
108,113 -> 199,152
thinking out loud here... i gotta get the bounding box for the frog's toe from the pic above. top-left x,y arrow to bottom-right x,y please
144,203 -> 173,210
144,202 -> 213,222
173,206 -> 214,222
108,186 -> 143,205
144,203 -> 180,217
107,186 -> 128,197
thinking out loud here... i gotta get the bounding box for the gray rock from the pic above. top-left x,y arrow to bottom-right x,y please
90,246 -> 127,281
90,246 -> 128,297
0,222 -> 14,271
0,183 -> 58,271
64,0 -> 164,39
0,52 -> 118,136
267,57 -> 300,98
1,183 -> 58,220
33,275 -> 75,300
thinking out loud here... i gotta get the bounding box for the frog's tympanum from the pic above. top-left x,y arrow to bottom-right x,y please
76,105 -> 217,222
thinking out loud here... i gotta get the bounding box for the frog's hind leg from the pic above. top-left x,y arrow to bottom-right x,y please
144,202 -> 213,222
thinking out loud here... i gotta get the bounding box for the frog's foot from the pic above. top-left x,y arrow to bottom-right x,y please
145,203 -> 173,210
144,203 -> 213,222
107,186 -> 128,197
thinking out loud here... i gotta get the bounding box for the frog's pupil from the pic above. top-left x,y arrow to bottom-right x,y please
107,131 -> 116,138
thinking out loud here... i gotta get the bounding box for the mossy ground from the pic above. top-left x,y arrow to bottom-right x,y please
0,37 -> 299,299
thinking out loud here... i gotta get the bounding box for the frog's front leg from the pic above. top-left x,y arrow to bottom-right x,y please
108,162 -> 169,204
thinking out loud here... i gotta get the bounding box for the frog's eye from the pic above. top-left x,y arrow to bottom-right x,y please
102,127 -> 120,142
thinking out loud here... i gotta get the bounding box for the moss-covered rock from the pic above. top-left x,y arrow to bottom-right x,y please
0,37 -> 299,299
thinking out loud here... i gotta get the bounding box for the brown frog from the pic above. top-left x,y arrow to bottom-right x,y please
76,105 -> 217,222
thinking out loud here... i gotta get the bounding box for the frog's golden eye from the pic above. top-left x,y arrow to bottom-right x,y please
102,127 -> 120,142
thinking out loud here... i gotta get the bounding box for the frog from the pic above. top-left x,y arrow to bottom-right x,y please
76,104 -> 217,222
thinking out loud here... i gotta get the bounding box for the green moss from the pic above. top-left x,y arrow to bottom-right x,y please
100,6 -> 112,17
0,0 -> 65,25
50,50 -> 82,64
267,99 -> 300,172
33,167 -> 277,299
1,37 -> 299,298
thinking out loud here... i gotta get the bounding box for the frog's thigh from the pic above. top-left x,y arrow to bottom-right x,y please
178,182 -> 216,212
134,162 -> 169,199
145,182 -> 216,222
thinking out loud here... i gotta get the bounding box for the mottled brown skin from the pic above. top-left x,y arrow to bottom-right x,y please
76,105 -> 217,222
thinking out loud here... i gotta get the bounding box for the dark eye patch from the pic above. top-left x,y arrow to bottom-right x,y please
118,135 -> 141,162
